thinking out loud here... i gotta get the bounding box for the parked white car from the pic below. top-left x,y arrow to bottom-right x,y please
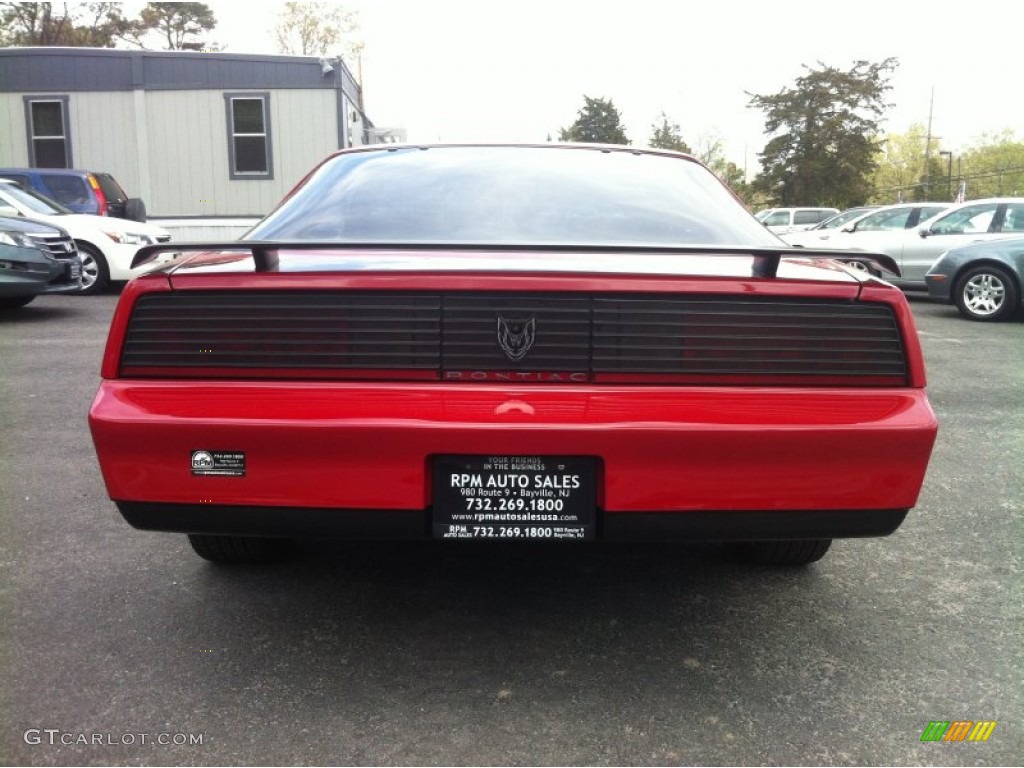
810,198 -> 1024,288
0,180 -> 174,293
754,207 -> 840,234
782,203 -> 950,248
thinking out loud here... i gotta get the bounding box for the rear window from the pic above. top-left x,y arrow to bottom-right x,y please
794,210 -> 825,225
41,173 -> 91,206
0,183 -> 71,215
248,146 -> 780,247
0,173 -> 30,188
94,173 -> 128,203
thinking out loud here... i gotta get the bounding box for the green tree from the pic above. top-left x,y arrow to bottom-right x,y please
648,112 -> 690,153
689,131 -> 747,192
559,96 -> 630,145
275,1 -> 363,61
130,2 -> 217,50
749,58 -> 898,208
957,130 -> 1024,198
869,124 -> 935,203
0,2 -> 129,46
870,127 -> 1024,202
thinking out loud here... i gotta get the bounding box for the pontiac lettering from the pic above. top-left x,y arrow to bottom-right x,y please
444,371 -> 589,383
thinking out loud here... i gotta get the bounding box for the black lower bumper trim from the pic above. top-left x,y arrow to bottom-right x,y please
116,502 -> 908,541
602,508 -> 907,540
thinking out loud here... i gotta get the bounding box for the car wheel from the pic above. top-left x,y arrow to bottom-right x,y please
954,265 -> 1020,321
839,259 -> 880,277
0,295 -> 37,309
187,534 -> 290,564
76,243 -> 110,294
747,539 -> 832,566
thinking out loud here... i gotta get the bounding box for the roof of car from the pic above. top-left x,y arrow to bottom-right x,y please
0,167 -> 107,175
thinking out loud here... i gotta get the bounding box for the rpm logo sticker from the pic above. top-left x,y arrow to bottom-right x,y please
191,450 -> 246,477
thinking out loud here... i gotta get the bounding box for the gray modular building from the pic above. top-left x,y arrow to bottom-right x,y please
0,47 -> 396,228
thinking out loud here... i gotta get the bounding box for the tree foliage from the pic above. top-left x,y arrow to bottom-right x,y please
957,130 -> 1024,198
648,112 -> 690,153
868,124 -> 937,203
869,127 -> 1024,202
132,2 -> 217,50
0,1 -> 217,50
275,1 -> 362,60
559,96 -> 629,145
0,2 -> 128,46
749,58 -> 898,208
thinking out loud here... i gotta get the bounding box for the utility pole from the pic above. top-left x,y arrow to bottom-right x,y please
924,87 -> 934,199
939,150 -> 953,200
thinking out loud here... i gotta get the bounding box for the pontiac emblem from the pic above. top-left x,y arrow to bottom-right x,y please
496,315 -> 536,361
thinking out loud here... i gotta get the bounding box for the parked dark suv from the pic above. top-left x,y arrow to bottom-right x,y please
0,168 -> 147,222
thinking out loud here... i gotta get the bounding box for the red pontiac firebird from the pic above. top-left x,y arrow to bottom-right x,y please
88,144 -> 938,566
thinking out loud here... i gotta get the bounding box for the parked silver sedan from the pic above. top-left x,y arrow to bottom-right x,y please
926,237 -> 1024,321
782,203 -> 949,249
822,198 -> 1024,288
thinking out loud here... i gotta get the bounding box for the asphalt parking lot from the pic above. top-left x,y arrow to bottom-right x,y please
1,292 -> 1021,766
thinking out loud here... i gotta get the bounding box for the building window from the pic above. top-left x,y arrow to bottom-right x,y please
225,93 -> 273,179
24,96 -> 72,168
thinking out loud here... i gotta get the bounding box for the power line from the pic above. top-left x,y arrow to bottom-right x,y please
871,165 -> 1024,195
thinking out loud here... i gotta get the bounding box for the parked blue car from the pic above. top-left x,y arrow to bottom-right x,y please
926,237 -> 1024,321
0,168 -> 146,221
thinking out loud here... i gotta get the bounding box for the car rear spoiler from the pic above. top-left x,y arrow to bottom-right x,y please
131,242 -> 901,279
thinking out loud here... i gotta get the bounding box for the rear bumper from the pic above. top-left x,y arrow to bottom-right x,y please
90,381 -> 937,537
117,502 -> 908,541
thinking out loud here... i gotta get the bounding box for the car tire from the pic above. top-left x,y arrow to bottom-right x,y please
124,198 -> 147,223
839,258 -> 881,278
187,534 -> 290,564
0,295 -> 37,309
76,242 -> 110,295
954,264 -> 1020,322
747,539 -> 832,566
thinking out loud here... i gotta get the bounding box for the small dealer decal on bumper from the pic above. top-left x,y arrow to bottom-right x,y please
191,450 -> 246,477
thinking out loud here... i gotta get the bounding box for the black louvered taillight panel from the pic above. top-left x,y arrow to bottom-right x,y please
122,292 -> 441,370
443,294 -> 590,372
121,291 -> 907,383
592,297 -> 907,377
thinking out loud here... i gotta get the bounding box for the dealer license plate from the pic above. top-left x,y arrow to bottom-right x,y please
433,455 -> 596,540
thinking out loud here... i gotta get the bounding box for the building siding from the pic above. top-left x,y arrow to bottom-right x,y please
65,92 -> 141,192
143,89 -> 337,217
0,48 -> 373,219
0,94 -> 31,165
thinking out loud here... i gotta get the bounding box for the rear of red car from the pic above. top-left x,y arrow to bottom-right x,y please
88,146 -> 937,565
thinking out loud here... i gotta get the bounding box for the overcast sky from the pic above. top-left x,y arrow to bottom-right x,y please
203,0 -> 1023,171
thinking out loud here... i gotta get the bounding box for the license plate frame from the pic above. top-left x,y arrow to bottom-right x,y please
432,455 -> 596,540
